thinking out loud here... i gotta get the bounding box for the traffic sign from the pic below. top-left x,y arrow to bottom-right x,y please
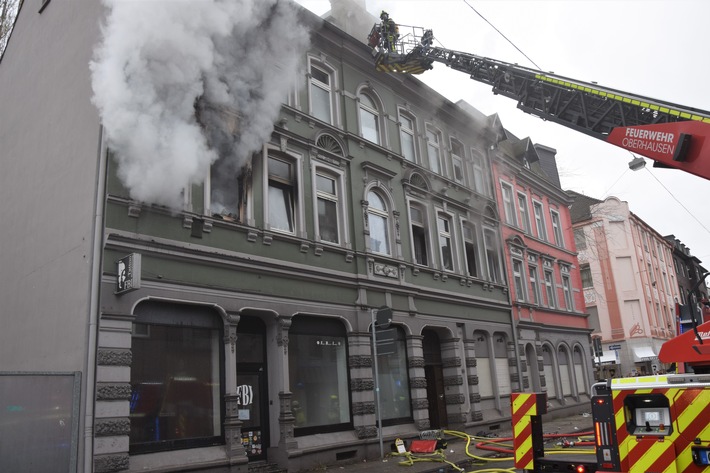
608,344 -> 621,351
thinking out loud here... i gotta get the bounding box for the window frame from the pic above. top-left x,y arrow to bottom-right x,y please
517,192 -> 531,234
500,181 -> 517,227
560,265 -> 575,311
470,149 -> 487,195
308,58 -> 337,125
512,257 -> 527,302
408,201 -> 430,266
550,209 -> 565,248
483,226 -> 502,283
425,124 -> 443,175
264,148 -> 303,236
462,221 -> 479,278
528,263 -> 542,305
436,211 -> 455,272
398,109 -> 418,163
312,164 -> 347,245
366,188 -> 393,256
533,200 -> 547,241
357,88 -> 383,145
543,268 -> 556,308
450,138 -> 466,185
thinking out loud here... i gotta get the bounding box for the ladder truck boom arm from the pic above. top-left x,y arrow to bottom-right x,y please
368,24 -> 710,181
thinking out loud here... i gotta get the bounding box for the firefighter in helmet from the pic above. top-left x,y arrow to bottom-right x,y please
380,10 -> 399,52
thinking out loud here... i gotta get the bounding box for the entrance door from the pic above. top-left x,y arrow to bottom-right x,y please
236,316 -> 268,462
423,330 -> 447,429
237,366 -> 267,461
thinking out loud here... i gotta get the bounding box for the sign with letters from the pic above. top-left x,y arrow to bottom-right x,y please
116,253 -> 141,295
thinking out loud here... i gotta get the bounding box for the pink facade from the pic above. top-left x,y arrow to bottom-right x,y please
492,148 -> 588,329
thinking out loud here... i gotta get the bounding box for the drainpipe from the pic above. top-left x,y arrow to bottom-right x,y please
84,125 -> 108,472
511,304 -> 523,392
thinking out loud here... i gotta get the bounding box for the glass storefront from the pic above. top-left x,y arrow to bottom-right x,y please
289,315 -> 351,435
376,326 -> 412,424
129,302 -> 223,454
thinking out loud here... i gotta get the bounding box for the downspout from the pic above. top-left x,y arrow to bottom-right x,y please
84,125 -> 108,472
511,304 -> 523,392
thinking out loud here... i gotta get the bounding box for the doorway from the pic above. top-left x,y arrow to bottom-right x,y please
236,316 -> 268,461
423,329 -> 447,429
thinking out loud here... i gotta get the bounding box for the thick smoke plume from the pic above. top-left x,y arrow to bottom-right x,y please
90,0 -> 310,209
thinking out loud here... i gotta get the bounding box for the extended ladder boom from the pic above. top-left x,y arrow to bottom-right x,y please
368,24 -> 710,181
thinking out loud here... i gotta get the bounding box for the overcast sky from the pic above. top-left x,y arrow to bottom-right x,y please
295,0 -> 710,267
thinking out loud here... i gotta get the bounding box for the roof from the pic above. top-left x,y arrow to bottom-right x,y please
567,190 -> 603,224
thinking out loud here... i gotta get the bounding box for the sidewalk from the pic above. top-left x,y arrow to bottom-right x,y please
321,413 -> 595,473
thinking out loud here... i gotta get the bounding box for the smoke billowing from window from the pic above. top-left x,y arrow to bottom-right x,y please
90,0 -> 310,209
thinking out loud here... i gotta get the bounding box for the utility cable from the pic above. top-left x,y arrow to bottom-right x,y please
462,0 -> 542,70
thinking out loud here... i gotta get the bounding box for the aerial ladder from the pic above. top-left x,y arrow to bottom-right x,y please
367,21 -> 710,181
369,19 -> 710,473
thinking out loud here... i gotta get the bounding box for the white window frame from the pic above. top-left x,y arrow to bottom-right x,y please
470,149 -> 487,195
264,148 -> 304,236
512,257 -> 527,302
462,221 -> 479,278
425,124 -> 443,175
436,211 -> 456,271
408,200 -> 430,266
308,58 -> 337,126
544,268 -> 556,308
450,138 -> 466,185
550,209 -> 564,248
517,192 -> 531,234
398,109 -> 418,163
357,88 -> 383,145
366,187 -> 394,256
528,264 -> 541,305
500,181 -> 517,227
560,265 -> 574,311
533,200 -> 547,241
483,227 -> 502,283
312,164 -> 348,246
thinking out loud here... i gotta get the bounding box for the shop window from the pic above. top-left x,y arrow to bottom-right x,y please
374,326 -> 412,424
289,316 -> 351,436
130,302 -> 223,454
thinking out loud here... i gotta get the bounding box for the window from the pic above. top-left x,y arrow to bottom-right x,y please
529,265 -> 541,305
450,139 -> 465,184
358,91 -> 380,144
209,158 -> 248,222
309,62 -> 334,124
580,264 -> 593,288
463,223 -> 479,278
544,269 -> 556,308
367,190 -> 390,255
426,125 -> 442,174
512,259 -> 527,302
315,170 -> 340,244
130,302 -> 223,454
574,228 -> 587,250
409,203 -> 429,266
483,227 -> 502,283
471,151 -> 486,195
561,266 -> 574,311
437,214 -> 454,271
290,316 -> 351,435
550,210 -> 564,247
399,111 -> 417,162
533,201 -> 547,241
268,155 -> 296,233
373,326 -> 412,424
518,193 -> 531,234
501,182 -> 517,226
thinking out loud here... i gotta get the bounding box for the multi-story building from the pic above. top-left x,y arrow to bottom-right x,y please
0,1 -> 592,472
664,235 -> 709,330
569,192 -> 678,378
492,139 -> 592,407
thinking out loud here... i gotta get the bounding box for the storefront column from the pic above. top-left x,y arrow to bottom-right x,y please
405,334 -> 428,430
463,336 -> 483,422
223,312 -> 248,462
348,330 -> 377,439
440,337 -> 466,428
274,315 -> 298,458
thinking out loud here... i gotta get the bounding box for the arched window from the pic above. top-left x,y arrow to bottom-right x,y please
541,344 -> 557,400
358,91 -> 381,144
558,346 -> 573,397
573,346 -> 587,395
367,190 -> 390,255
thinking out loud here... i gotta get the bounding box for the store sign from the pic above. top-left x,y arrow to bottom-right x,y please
116,253 -> 141,295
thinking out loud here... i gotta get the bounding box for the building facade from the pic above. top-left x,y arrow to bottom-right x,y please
569,193 -> 678,378
0,2 -> 593,472
492,141 -> 593,409
664,235 -> 709,332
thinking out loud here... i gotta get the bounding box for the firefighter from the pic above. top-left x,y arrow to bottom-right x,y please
380,11 -> 399,52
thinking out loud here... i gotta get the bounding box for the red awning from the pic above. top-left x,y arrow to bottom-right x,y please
658,320 -> 710,364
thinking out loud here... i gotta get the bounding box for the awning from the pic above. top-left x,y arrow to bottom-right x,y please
632,346 -> 657,362
594,353 -> 618,365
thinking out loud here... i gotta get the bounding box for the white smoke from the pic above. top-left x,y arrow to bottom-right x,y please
90,0 -> 310,209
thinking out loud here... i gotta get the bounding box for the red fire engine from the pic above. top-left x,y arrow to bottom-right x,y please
368,18 -> 710,473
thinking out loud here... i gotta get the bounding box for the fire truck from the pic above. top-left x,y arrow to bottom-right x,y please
368,19 -> 710,473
